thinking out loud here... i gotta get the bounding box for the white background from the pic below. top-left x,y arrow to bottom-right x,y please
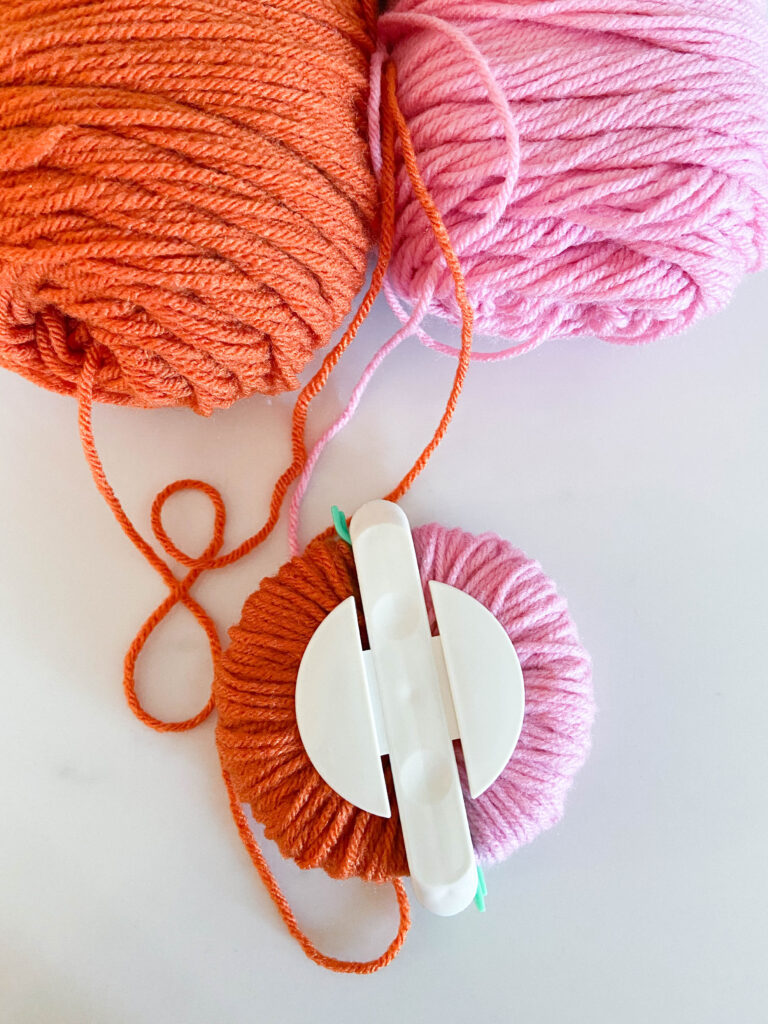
1,270 -> 766,1024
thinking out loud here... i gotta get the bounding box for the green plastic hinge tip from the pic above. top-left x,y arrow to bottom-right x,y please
331,505 -> 352,545
474,862 -> 487,912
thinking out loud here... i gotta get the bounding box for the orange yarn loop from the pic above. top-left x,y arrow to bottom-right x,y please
76,63 -> 473,739
0,0 -> 378,410
73,63 -> 475,972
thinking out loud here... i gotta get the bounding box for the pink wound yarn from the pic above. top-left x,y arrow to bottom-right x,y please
413,523 -> 594,864
378,0 -> 768,347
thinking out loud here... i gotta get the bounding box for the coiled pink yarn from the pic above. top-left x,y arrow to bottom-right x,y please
413,523 -> 594,864
377,0 -> 768,349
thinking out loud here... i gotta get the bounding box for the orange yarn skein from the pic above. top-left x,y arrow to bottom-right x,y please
0,0 -> 377,411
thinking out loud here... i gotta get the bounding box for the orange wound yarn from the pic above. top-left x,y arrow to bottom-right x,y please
215,534 -> 409,882
0,0 -> 378,412
214,535 -> 412,974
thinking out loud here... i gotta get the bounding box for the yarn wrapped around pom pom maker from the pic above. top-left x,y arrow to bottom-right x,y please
296,499 -> 525,916
215,502 -> 594,972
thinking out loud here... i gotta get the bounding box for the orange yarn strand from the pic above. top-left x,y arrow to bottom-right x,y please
224,772 -> 411,975
383,64 -> 475,503
75,62 -> 474,973
75,77 -> 398,731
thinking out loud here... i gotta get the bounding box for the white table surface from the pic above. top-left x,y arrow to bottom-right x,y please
1,272 -> 766,1024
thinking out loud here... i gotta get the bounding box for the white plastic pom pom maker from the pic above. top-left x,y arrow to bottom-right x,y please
295,500 -> 525,916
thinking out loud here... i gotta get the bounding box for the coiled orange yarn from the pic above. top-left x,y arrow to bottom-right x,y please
0,0 -> 377,411
215,534 -> 409,883
216,534 -> 411,974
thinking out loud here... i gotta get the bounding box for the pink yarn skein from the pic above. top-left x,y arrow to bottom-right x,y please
413,523 -> 594,864
377,0 -> 768,349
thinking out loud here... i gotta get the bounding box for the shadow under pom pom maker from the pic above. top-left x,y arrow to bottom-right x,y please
1,0 -> 767,978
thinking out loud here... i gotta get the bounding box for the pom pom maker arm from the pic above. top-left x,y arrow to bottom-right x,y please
296,500 -> 525,916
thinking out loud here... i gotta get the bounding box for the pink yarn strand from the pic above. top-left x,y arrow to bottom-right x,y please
292,0 -> 768,547
289,20 -> 529,551
288,295 -> 432,556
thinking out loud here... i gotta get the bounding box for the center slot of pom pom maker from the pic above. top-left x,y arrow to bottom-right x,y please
296,500 -> 525,916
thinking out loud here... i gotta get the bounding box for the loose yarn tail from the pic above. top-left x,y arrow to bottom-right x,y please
224,771 -> 411,975
287,19 -> 523,551
74,70 -> 397,733
75,63 -> 474,974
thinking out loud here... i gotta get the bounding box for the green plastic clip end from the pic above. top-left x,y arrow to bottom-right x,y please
331,505 -> 352,545
474,862 -> 487,912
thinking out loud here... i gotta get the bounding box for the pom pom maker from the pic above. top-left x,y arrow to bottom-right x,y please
296,501 -> 525,916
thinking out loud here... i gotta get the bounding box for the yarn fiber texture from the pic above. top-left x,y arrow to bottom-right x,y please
378,0 -> 768,347
215,523 -> 594,877
0,0 -> 378,412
